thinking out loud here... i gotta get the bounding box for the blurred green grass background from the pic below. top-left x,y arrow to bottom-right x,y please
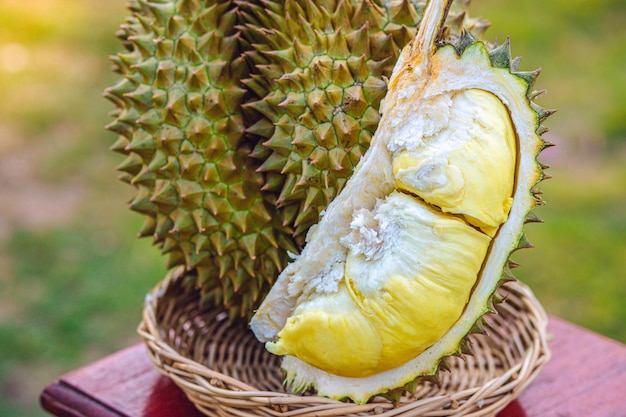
0,0 -> 624,415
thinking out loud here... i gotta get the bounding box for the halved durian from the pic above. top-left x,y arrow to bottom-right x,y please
250,0 -> 552,403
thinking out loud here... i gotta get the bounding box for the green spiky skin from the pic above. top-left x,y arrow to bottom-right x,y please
105,0 -> 299,321
238,0 -> 490,240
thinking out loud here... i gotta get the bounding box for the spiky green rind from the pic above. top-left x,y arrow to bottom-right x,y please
389,34 -> 555,404
420,35 -> 553,400
278,27 -> 553,405
105,0 -> 298,321
238,0 -> 489,240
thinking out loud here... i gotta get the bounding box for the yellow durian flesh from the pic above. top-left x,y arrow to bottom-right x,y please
267,192 -> 492,378
392,89 -> 516,237
264,86 -> 517,379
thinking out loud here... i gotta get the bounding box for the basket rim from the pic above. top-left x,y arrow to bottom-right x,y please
138,268 -> 551,417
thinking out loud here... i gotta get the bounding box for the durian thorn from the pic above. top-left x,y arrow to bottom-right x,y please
491,291 -> 504,306
301,187 -> 322,217
240,256 -> 256,280
419,373 -> 441,386
531,102 -> 558,123
346,23 -> 370,60
196,267 -> 211,286
262,47 -> 295,69
279,203 -> 299,227
295,171 -> 309,188
513,65 -> 541,88
380,387 -> 404,405
469,317 -> 487,335
137,216 -> 156,238
257,151 -> 287,174
130,169 -> 154,186
278,72 -> 302,88
194,234 -> 210,254
185,251 -> 207,271
536,125 -> 550,136
165,251 -> 185,269
488,38 -> 512,69
321,170 -> 331,189
259,226 -> 279,249
438,357 -> 451,373
116,153 -> 141,175
515,233 -> 534,250
499,269 -> 517,285
501,265 -> 516,282
265,247 -> 283,275
403,379 -> 419,398
221,277 -> 235,307
458,337 -> 474,356
530,89 -> 547,100
293,204 -> 316,228
508,260 -> 521,269
330,0 -> 352,27
524,211 -> 543,224
510,56 -> 522,72
454,29 -> 476,55
231,267 -> 249,292
145,1 -> 176,27
217,256 -> 232,280
134,13 -> 153,35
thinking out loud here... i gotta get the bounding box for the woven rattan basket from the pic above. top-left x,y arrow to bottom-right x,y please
138,267 -> 551,417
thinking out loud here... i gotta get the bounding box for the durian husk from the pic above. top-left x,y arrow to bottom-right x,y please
249,0 -> 554,403
138,265 -> 551,416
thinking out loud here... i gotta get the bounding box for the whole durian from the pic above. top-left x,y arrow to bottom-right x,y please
250,0 -> 553,403
105,0 -> 299,320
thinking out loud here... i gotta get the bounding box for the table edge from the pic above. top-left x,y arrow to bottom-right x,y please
40,380 -> 125,417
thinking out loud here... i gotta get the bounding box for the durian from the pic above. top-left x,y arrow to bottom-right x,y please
250,0 -> 553,403
105,0 -> 299,320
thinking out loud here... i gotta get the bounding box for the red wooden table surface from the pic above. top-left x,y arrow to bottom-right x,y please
40,316 -> 626,417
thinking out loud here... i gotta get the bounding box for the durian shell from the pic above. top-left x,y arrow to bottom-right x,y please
250,0 -> 553,403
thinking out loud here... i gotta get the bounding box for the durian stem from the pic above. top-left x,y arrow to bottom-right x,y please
410,0 -> 452,69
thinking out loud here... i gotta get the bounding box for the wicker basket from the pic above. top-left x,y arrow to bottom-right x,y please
138,268 -> 551,417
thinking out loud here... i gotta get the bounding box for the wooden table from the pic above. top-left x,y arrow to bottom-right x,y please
40,316 -> 626,417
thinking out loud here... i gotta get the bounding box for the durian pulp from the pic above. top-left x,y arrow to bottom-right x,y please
263,88 -> 517,378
